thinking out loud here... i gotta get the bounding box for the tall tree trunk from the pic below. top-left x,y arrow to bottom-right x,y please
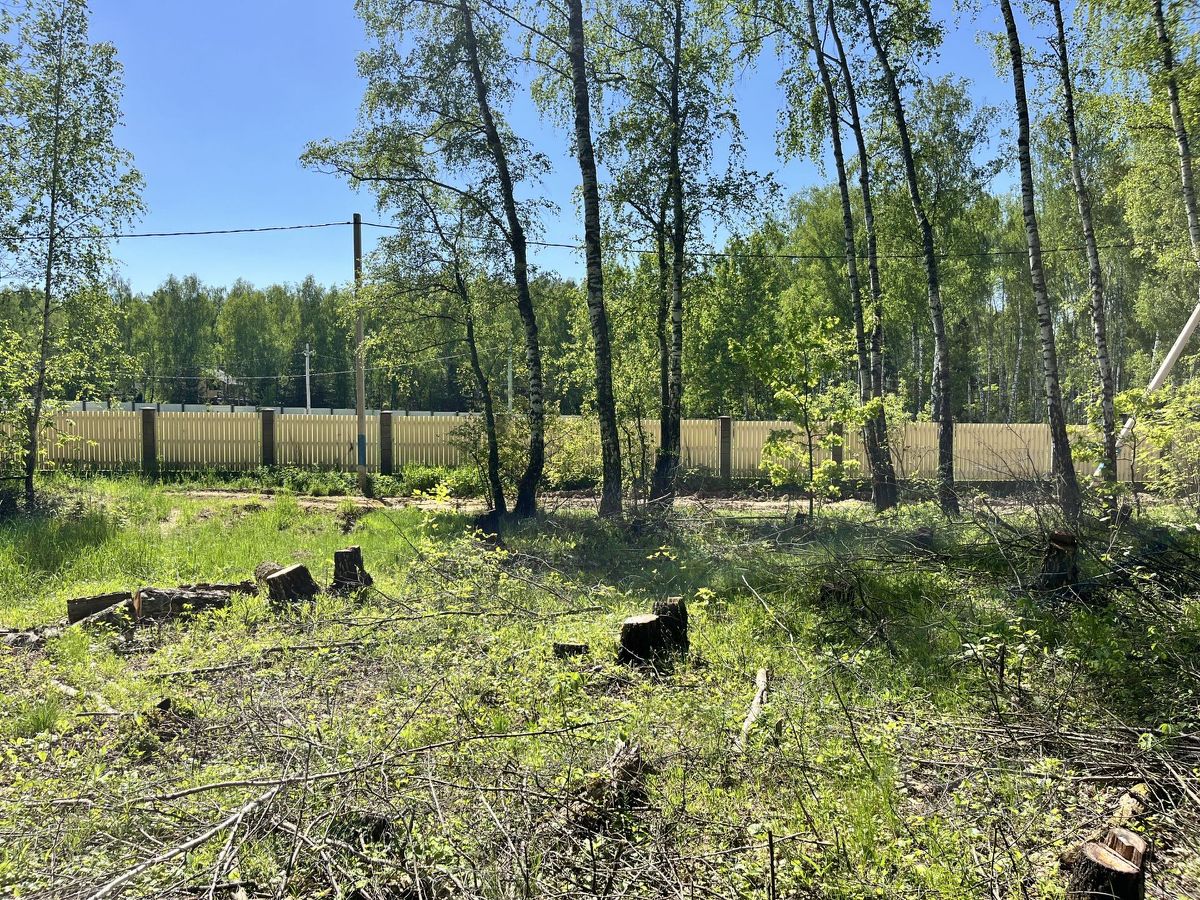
859,0 -> 958,515
25,10 -> 68,511
828,3 -> 899,510
999,0 -> 1081,522
1049,0 -> 1117,487
566,0 -> 622,519
459,0 -> 543,519
1153,0 -> 1200,266
650,0 -> 685,504
463,301 -> 506,518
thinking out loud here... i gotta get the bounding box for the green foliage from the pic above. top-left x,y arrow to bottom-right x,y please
1126,382 -> 1200,510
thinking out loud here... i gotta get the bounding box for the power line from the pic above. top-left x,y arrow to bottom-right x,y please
4,221 -> 352,241
360,220 -> 1188,263
4,216 -> 1189,262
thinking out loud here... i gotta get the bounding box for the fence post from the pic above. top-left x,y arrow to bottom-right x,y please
380,410 -> 394,476
140,407 -> 158,477
260,408 -> 276,467
718,416 -> 732,483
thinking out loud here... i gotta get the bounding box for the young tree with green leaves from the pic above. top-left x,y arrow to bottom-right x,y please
6,0 -> 143,507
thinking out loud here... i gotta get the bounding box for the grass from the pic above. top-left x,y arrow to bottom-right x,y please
0,476 -> 1198,897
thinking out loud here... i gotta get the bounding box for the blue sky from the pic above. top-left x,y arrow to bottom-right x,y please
89,0 -> 1012,294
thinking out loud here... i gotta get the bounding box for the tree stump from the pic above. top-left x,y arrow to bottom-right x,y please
652,596 -> 689,654
1067,842 -> 1144,899
266,564 -> 321,607
255,562 -> 283,592
134,588 -> 231,622
553,641 -> 589,659
1039,531 -> 1079,590
329,546 -> 373,595
1104,828 -> 1149,870
617,614 -> 670,666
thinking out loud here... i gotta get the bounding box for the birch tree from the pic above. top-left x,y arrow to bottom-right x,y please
998,0 -> 1082,520
7,0 -> 143,508
857,0 -> 959,514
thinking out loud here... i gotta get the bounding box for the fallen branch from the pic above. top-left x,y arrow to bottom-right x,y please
735,668 -> 770,754
84,785 -> 281,900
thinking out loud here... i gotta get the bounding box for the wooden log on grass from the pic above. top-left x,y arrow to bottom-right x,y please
266,564 -> 321,607
329,546 -> 373,594
134,588 -> 231,622
67,591 -> 132,624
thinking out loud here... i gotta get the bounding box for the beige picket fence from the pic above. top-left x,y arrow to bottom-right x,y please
14,409 -> 1134,481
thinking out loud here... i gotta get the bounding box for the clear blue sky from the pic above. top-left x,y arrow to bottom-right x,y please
89,0 -> 1012,295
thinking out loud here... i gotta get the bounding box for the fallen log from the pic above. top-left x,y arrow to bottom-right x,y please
329,546 -> 373,595
134,588 -> 231,622
266,564 -> 321,607
67,592 -> 132,625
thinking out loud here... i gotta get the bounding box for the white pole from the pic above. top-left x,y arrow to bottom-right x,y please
1098,296 -> 1200,477
304,342 -> 312,412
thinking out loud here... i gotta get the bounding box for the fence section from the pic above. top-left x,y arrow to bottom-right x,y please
11,409 -> 1142,483
159,411 -> 259,470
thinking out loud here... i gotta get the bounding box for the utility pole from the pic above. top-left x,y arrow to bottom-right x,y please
354,213 -> 367,494
304,342 -> 312,412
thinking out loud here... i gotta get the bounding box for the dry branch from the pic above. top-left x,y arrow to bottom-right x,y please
735,668 -> 770,754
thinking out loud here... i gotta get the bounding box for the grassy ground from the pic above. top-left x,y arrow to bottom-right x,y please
1,477 -> 1198,898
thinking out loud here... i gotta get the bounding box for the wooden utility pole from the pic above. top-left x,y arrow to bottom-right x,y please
304,342 -> 312,412
354,213 -> 367,494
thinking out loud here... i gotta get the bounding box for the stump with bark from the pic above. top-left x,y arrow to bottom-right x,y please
652,596 -> 689,654
1039,531 -> 1079,590
617,614 -> 667,666
266,564 -> 321,607
134,588 -> 231,622
1067,827 -> 1149,900
329,546 -> 373,595
553,641 -> 589,659
617,602 -> 688,668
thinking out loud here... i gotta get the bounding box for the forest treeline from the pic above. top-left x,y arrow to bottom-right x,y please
2,0 -> 1198,519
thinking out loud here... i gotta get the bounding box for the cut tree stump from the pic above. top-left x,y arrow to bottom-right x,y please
134,588 -> 231,622
563,739 -> 648,831
1105,827 -> 1149,870
1039,531 -> 1079,590
1067,841 -> 1144,899
266,564 -> 321,607
652,596 -> 689,654
617,614 -> 669,666
329,546 -> 373,594
67,591 -> 132,624
553,641 -> 589,659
